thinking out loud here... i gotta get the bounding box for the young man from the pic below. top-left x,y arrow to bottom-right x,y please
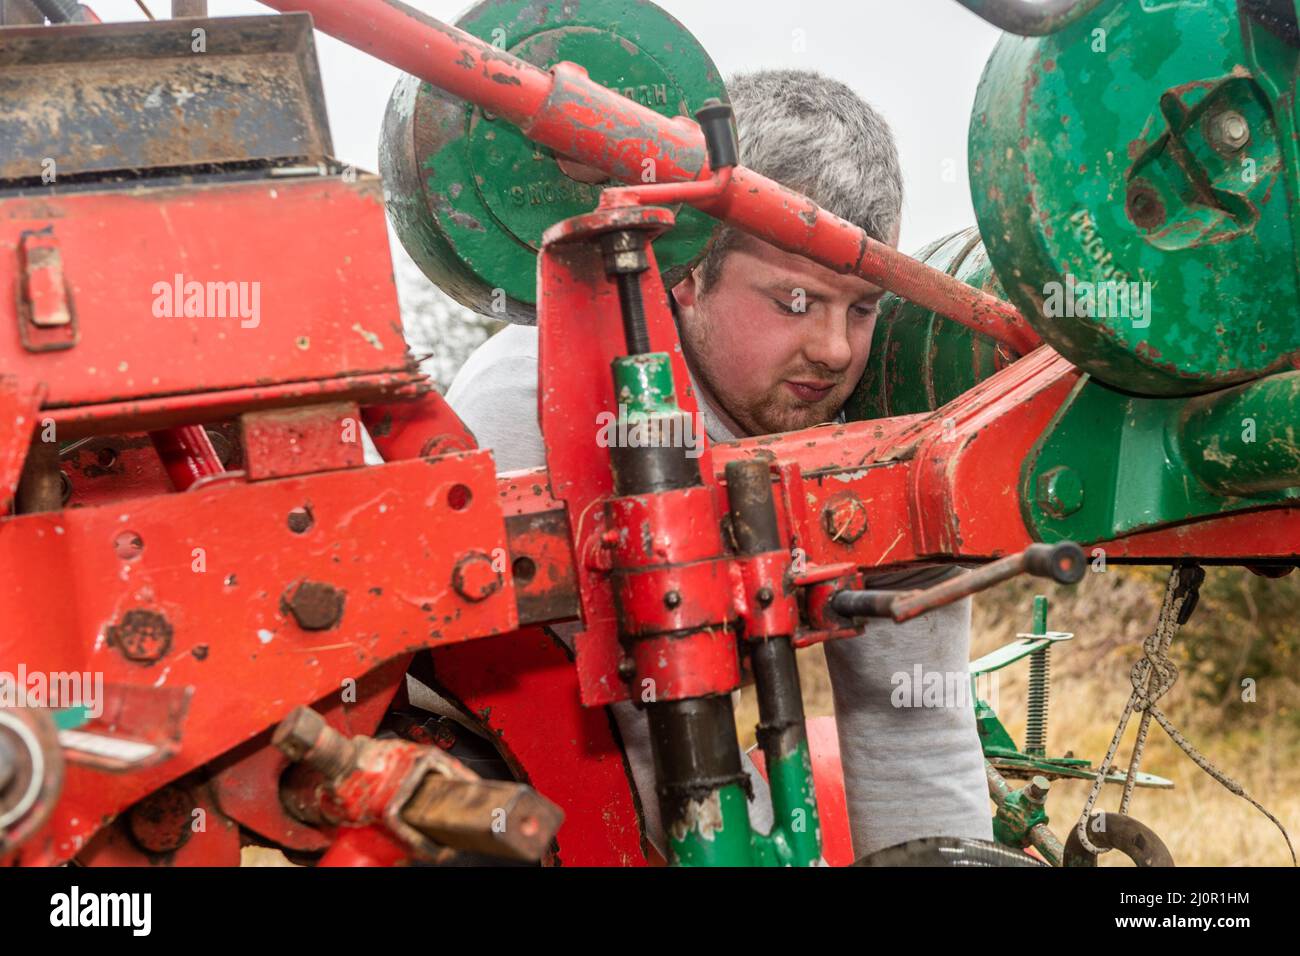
445,69 -> 992,861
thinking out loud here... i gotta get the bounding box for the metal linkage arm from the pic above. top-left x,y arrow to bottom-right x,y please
831,542 -> 1086,623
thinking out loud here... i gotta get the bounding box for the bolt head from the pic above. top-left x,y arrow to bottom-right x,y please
451,552 -> 503,602
273,706 -> 326,762
283,580 -> 345,631
1027,775 -> 1051,801
1125,183 -> 1166,230
287,506 -> 314,534
1036,466 -> 1084,519
1210,110 -> 1250,152
127,785 -> 196,854
821,492 -> 868,544
108,609 -> 173,663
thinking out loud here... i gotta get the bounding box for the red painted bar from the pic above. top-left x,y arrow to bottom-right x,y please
256,0 -> 1040,353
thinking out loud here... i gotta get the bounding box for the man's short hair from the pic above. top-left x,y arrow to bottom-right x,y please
694,69 -> 903,292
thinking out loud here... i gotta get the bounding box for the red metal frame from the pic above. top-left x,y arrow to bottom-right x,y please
3,0 -> 1298,868
0,176 -> 420,417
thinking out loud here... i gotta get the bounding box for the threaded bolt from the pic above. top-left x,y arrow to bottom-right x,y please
272,706 -> 357,778
600,231 -> 651,355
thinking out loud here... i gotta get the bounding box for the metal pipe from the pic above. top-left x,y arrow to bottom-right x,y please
255,0 -> 1040,355
726,459 -> 820,866
148,425 -> 226,491
954,0 -> 1110,36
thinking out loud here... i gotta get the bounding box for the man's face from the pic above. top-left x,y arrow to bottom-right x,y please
671,233 -> 889,437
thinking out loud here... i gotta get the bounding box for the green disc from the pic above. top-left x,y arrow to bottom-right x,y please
380,0 -> 727,324
970,0 -> 1300,395
846,227 -> 1009,421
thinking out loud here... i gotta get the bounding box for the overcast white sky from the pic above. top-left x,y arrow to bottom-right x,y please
82,0 -> 1001,250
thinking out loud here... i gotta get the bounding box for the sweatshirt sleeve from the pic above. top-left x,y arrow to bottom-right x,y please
444,328 -> 548,473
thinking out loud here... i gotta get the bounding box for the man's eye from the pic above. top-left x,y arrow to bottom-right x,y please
771,297 -> 799,314
851,303 -> 879,319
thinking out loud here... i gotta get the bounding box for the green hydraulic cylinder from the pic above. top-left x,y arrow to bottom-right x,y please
749,639 -> 821,867
610,352 -> 760,867
649,697 -> 758,867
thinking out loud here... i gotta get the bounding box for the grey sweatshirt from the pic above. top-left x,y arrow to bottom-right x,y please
444,324 -> 992,860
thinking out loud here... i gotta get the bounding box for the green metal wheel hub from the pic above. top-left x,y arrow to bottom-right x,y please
381,0 -> 727,324
970,0 -> 1300,396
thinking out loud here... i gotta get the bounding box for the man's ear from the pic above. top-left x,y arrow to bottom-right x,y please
671,269 -> 700,316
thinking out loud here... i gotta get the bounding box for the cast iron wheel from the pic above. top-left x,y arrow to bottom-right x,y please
1064,811 -> 1175,867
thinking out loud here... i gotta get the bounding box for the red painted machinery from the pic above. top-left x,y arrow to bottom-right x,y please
1,0 -> 1296,867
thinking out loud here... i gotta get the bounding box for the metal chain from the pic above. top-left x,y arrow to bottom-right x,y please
1074,565 -> 1296,864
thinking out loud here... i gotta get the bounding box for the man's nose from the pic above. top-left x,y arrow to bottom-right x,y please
802,309 -> 854,372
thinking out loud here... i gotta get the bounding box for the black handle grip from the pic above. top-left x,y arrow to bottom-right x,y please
695,98 -> 738,171
829,589 -> 895,619
1023,541 -> 1086,584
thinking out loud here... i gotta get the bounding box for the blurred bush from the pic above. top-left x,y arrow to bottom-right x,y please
390,227 -> 506,392
1171,567 -> 1300,723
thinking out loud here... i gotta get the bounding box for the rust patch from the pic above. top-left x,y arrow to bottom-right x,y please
281,580 -> 345,631
108,609 -> 173,664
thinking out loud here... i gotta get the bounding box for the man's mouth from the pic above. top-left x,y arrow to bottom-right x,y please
783,380 -> 837,402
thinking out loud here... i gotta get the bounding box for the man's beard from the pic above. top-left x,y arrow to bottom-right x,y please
748,385 -> 844,435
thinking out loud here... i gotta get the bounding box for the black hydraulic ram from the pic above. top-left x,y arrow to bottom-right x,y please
725,459 -> 821,865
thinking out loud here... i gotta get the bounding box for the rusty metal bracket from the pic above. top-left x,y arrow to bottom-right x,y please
16,230 -> 76,353
240,402 -> 365,481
